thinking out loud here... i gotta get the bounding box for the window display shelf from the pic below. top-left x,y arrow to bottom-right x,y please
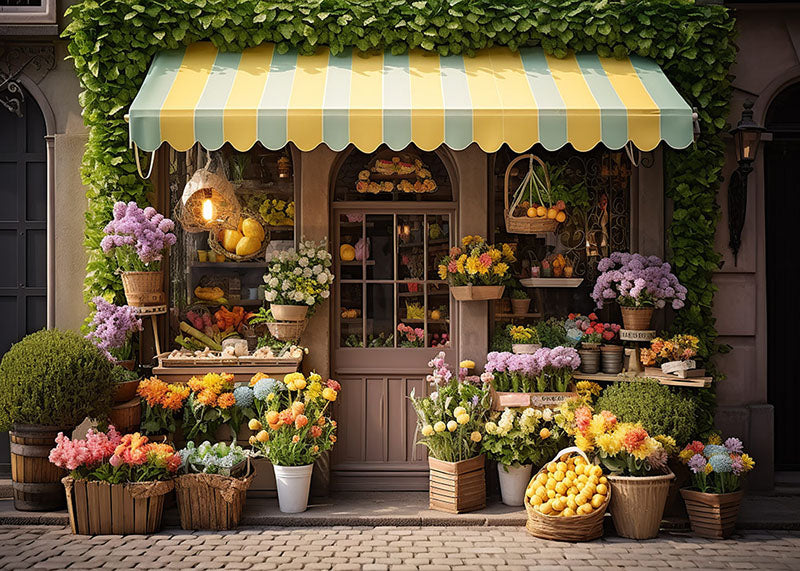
341,260 -> 376,266
190,262 -> 266,269
572,372 -> 711,388
519,277 -> 584,288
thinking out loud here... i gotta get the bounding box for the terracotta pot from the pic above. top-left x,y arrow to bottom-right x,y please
608,470 -> 674,539
113,379 -> 140,403
510,298 -> 531,315
270,304 -> 309,321
428,455 -> 486,514
620,306 -> 654,331
450,285 -> 505,301
121,271 -> 164,307
578,349 -> 601,374
10,424 -> 71,511
681,488 -> 744,539
600,345 -> 624,374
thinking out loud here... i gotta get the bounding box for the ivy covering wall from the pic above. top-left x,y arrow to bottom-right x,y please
65,0 -> 735,426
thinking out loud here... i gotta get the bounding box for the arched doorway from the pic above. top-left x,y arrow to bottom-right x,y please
0,85 -> 48,473
764,83 -> 800,471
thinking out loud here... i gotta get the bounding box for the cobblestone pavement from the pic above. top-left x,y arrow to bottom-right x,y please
0,525 -> 799,570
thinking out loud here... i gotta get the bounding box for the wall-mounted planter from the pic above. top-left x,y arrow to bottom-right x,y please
450,285 -> 505,301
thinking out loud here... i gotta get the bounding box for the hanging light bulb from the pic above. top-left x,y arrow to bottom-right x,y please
201,189 -> 215,222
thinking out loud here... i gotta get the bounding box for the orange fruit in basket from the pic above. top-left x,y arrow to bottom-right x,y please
536,205 -> 547,217
547,207 -> 558,219
556,211 -> 567,223
526,207 -> 537,218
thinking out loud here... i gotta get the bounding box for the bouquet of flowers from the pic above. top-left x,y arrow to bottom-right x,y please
85,296 -> 142,361
564,313 -> 621,345
137,377 -> 190,435
508,325 -> 538,344
49,427 -> 180,483
409,352 -> 491,463
533,347 -> 581,393
640,334 -> 700,367
679,436 -> 755,494
178,441 -> 248,477
591,252 -> 687,309
183,373 -> 238,442
263,240 -> 333,308
100,201 -> 177,272
257,198 -> 295,226
437,235 -> 516,287
248,372 -> 339,466
486,347 -> 580,393
397,323 -> 424,347
482,407 -> 570,468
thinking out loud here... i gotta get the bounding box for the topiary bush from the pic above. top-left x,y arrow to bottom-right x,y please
594,380 -> 699,446
0,329 -> 115,431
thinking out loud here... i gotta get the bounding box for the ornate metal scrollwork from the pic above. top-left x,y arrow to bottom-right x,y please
0,44 -> 55,117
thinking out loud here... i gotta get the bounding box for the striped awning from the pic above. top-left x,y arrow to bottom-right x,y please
128,42 -> 693,154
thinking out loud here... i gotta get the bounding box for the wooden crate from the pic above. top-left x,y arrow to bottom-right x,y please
152,362 -> 301,385
490,390 -> 577,411
428,455 -> 486,514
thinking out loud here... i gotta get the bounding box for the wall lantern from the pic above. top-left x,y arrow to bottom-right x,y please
178,155 -> 241,233
727,100 -> 766,265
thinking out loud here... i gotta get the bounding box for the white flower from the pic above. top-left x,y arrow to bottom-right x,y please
542,409 -> 553,421
293,267 -> 303,276
303,268 -> 312,278
293,291 -> 304,302
318,273 -> 329,284
265,290 -> 276,301
305,296 -> 315,305
282,280 -> 292,291
320,290 -> 330,299
299,257 -> 309,267
268,277 -> 279,288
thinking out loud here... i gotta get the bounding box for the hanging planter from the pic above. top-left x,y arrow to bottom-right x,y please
504,154 -> 561,234
266,319 -> 308,341
450,285 -> 505,301
620,306 -> 655,331
178,157 -> 241,234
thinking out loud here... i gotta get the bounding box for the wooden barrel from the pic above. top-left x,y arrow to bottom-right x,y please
10,424 -> 70,511
108,398 -> 142,432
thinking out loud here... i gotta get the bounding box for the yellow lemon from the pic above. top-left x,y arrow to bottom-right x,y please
547,489 -> 556,499
599,476 -> 608,485
545,479 -> 556,491
596,483 -> 608,495
236,235 -> 261,256
526,207 -> 537,218
539,501 -> 553,515
588,475 -> 599,486
537,473 -> 548,485
552,498 -> 566,512
562,507 -> 576,517
576,494 -> 589,506
590,465 -> 603,478
553,470 -> 565,482
555,482 -> 567,495
241,217 -> 265,241
566,496 -> 577,511
575,464 -> 585,476
546,207 -> 558,220
568,486 -> 580,496
556,462 -> 567,472
591,494 -> 606,509
578,503 -> 594,515
546,462 -> 557,473
221,229 -> 244,252
530,495 -> 543,507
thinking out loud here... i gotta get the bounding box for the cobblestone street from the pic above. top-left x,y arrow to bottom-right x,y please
0,525 -> 798,570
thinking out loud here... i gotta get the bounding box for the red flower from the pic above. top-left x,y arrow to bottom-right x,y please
588,312 -> 598,321
687,440 -> 705,454
326,379 -> 341,391
602,331 -> 614,341
568,313 -> 576,320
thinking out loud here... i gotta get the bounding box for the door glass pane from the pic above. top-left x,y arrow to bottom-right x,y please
397,214 -> 424,281
427,283 -> 450,348
366,283 -> 394,347
366,214 -> 393,280
426,214 -> 450,278
340,282 -> 363,347
339,213 -> 363,281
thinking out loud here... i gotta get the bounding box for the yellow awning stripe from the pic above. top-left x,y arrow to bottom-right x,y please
224,44 -> 274,151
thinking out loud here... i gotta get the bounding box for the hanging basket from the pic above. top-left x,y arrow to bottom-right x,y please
207,209 -> 271,262
179,165 -> 241,233
266,320 -> 308,342
121,271 -> 164,307
174,463 -> 254,530
450,285 -> 505,301
504,154 -> 559,235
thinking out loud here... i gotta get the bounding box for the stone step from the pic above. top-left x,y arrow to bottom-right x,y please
0,478 -> 11,499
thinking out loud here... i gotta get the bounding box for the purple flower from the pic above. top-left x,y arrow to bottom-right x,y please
724,437 -> 743,454
731,456 -> 744,475
85,296 -> 142,360
102,201 -> 177,266
591,252 -> 686,309
687,454 -> 707,474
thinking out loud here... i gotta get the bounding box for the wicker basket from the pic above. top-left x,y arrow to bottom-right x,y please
620,306 -> 655,331
266,320 -> 308,342
174,463 -> 254,530
121,271 -> 164,306
504,154 -> 559,235
450,285 -> 505,301
108,398 -> 142,433
208,210 -> 270,262
608,471 -> 674,539
524,447 -> 610,542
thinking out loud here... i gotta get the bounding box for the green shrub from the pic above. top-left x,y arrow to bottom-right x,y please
0,329 -> 115,431
535,317 -> 569,348
594,380 -> 699,446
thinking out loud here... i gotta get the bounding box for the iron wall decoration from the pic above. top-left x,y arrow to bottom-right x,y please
0,43 -> 55,117
727,168 -> 746,265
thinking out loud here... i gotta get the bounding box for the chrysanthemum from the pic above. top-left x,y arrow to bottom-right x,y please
621,426 -> 648,454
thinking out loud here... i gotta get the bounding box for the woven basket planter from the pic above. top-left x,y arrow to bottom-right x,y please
608,470 -> 674,539
525,447 -> 610,542
428,455 -> 486,514
510,298 -> 531,315
63,477 -> 173,535
121,271 -> 164,307
450,285 -> 505,301
620,306 -> 654,331
503,154 -> 560,235
681,488 -> 744,539
266,320 -> 308,342
174,466 -> 255,530
271,304 -> 309,321
108,398 -> 142,433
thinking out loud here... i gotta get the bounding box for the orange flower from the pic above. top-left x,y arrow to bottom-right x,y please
217,392 -> 236,409
294,415 -> 308,429
313,445 -> 319,453
279,410 -> 295,426
291,401 -> 305,415
317,416 -> 326,427
622,427 -> 649,453
292,435 -> 300,443
265,411 -> 280,424
187,376 -> 204,393
329,435 -> 337,443
249,372 -> 270,387
196,389 -> 217,407
137,378 -> 169,407
309,425 -> 322,438
268,422 -> 282,430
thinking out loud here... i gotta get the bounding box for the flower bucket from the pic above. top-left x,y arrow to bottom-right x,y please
608,470 -> 674,539
450,285 -> 505,301
273,464 -> 313,513
428,455 -> 486,514
270,304 -> 309,322
600,345 -> 624,374
175,464 -> 255,530
121,271 -> 164,307
113,379 -> 140,403
620,306 -> 654,331
512,343 -> 541,355
62,476 -> 173,535
498,463 -> 532,507
510,298 -> 531,315
681,488 -> 744,539
108,398 -> 142,434
578,349 -> 601,374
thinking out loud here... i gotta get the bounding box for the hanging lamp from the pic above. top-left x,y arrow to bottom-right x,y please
178,150 -> 241,233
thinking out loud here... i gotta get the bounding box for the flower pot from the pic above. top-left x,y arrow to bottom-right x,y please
270,304 -> 309,322
113,379 -> 140,403
62,476 -> 173,535
117,359 -> 135,371
428,455 -> 486,514
273,464 -> 313,513
497,463 -> 532,507
578,349 -> 601,374
510,298 -> 531,315
108,398 -> 142,433
121,271 -> 164,307
175,465 -> 255,530
10,424 -> 70,511
620,306 -> 654,331
512,343 -> 541,355
681,488 -> 744,539
580,342 -> 600,351
600,345 -> 624,374
450,285 -> 505,301
608,471 -> 674,539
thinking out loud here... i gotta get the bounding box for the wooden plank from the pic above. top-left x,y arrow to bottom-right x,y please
65,485 -> 77,535
572,372 -> 711,388
133,496 -> 148,534
111,484 -> 125,534
74,480 -> 89,535
96,482 -> 112,535
146,495 -> 162,533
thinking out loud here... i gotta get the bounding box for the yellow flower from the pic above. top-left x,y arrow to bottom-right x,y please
654,435 -> 677,454
708,434 -> 722,445
493,262 -> 509,276
462,235 -> 474,247
575,435 -> 594,452
459,360 -> 475,369
421,424 -> 434,437
438,265 -> 448,280
306,381 -> 322,400
248,419 -> 263,431
309,372 -> 322,383
294,377 -> 307,390
485,421 -> 498,435
588,415 -> 608,439
267,393 -> 275,401
465,256 -> 481,275
539,428 -> 551,439
741,453 -> 755,471
322,387 -> 337,401
453,406 -> 467,417
434,421 -> 446,433
284,372 -> 305,385
470,431 -> 482,443
488,248 -> 501,262
501,243 -> 516,262
575,381 -> 602,397
256,430 -> 269,443
457,413 -> 470,425
447,420 -> 458,432
703,463 -> 714,474
595,432 -> 622,455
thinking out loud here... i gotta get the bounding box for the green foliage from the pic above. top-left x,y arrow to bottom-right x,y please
595,380 -> 699,446
491,326 -> 513,353
0,329 -> 115,431
535,317 -> 569,348
64,0 -> 736,424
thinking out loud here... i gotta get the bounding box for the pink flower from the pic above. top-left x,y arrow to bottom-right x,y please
109,454 -> 122,468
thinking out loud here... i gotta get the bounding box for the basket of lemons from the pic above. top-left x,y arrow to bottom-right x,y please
209,211 -> 269,262
525,447 -> 610,541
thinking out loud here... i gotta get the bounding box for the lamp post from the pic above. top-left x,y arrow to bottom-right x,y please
728,100 -> 765,265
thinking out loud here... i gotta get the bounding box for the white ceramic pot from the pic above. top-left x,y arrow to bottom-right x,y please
497,463 -> 533,507
512,343 -> 541,355
273,464 -> 313,513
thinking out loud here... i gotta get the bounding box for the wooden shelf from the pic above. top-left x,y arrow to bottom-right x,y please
519,278 -> 584,288
495,312 -> 543,320
572,372 -> 711,388
341,260 -> 376,266
191,262 -> 265,269
401,318 -> 449,324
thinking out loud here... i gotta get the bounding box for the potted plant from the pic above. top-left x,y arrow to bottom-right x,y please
397,323 -> 425,347
85,296 -> 143,371
410,352 -> 490,513
100,201 -> 177,307
263,240 -> 334,322
482,407 -> 568,506
137,377 -> 191,439
174,440 -> 254,530
678,437 -> 755,539
640,334 -> 701,375
249,372 -> 339,513
591,252 -> 687,331
183,373 -> 238,442
509,324 -> 540,354
568,406 -> 676,539
0,329 -> 115,511
50,428 -> 179,534
510,288 -> 531,315
437,235 -> 516,301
